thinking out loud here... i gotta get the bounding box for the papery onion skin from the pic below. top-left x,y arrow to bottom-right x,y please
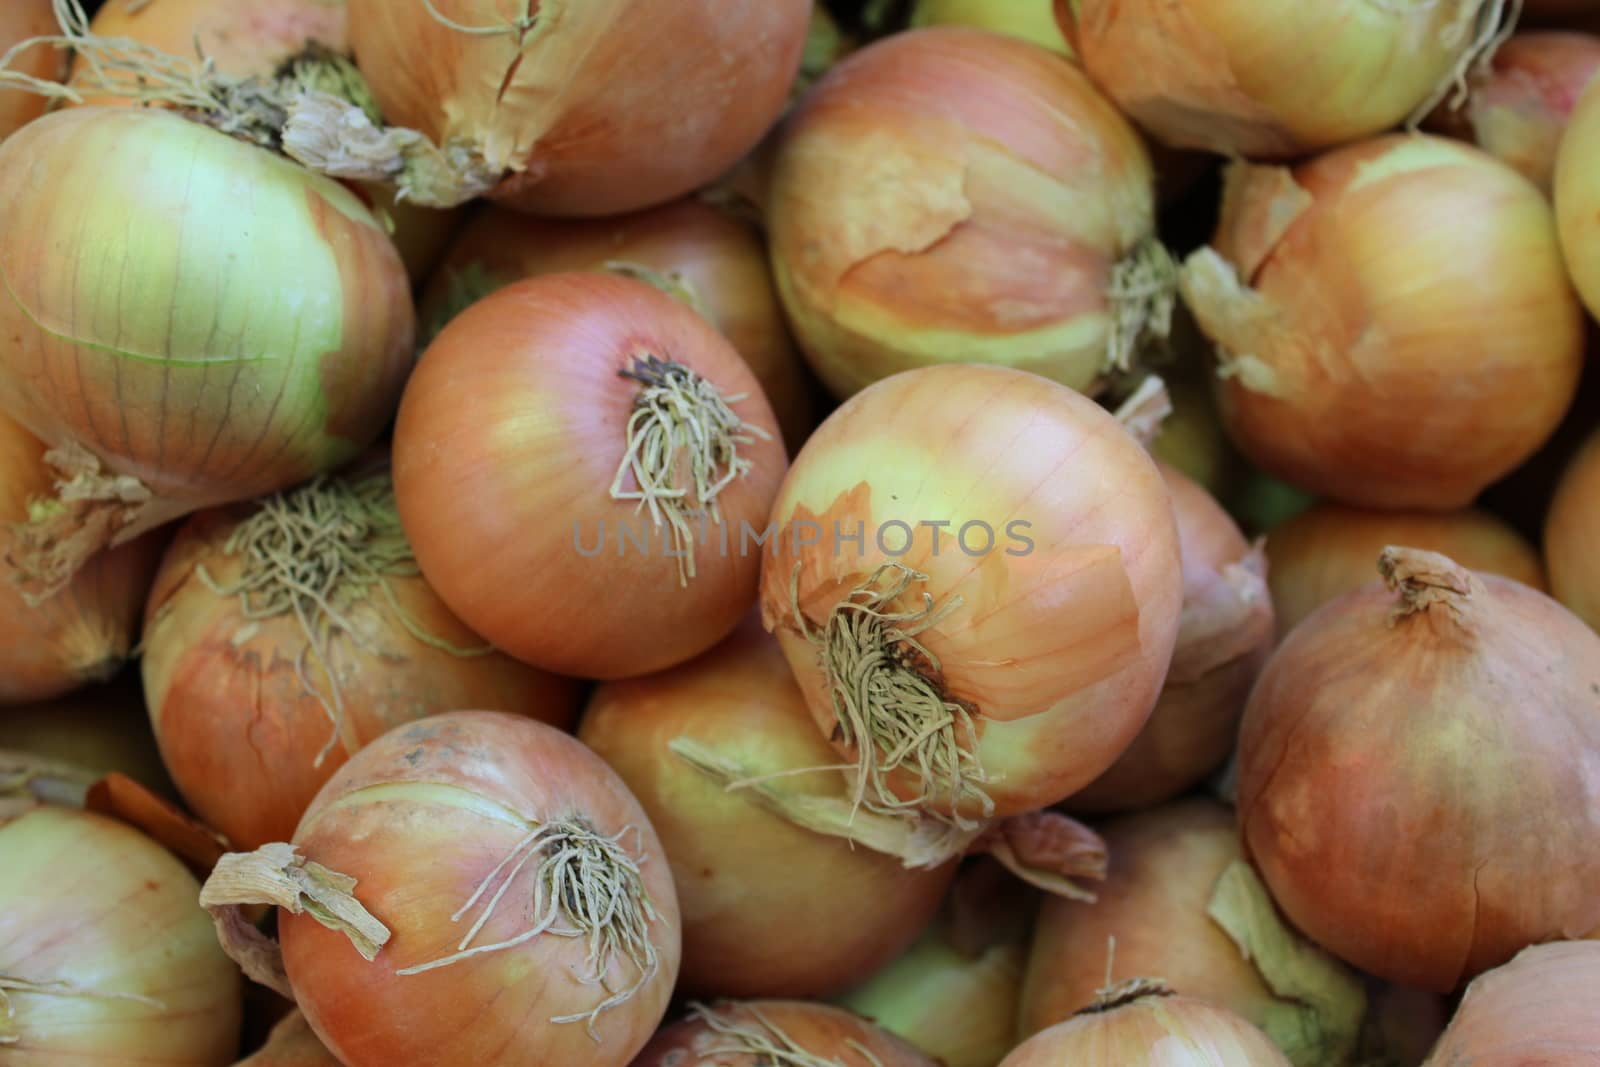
1268,503 -> 1545,639
1237,549 -> 1600,992
580,618 -> 954,998
1066,1 -> 1479,158
393,272 -> 787,680
1002,987 -> 1291,1067
1555,77 -> 1600,319
0,805 -> 241,1063
0,673 -> 173,798
344,0 -> 811,217
237,1011 -> 340,1067
759,363 -> 1182,820
768,27 -> 1159,401
631,1001 -> 939,1067
279,712 -> 681,1067
0,107 -> 414,548
910,0 -> 1072,56
0,0 -> 58,139
1186,136 -> 1584,511
417,200 -> 815,452
1068,464 -> 1271,812
0,413 -> 165,705
1546,428 -> 1600,631
1423,941 -> 1600,1065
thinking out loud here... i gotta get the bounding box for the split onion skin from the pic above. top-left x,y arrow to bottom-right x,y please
768,27 -> 1159,400
0,805 -> 241,1064
759,363 -> 1182,820
344,0 -> 811,217
393,272 -> 787,680
1423,941 -> 1600,1065
1002,988 -> 1291,1067
237,1011 -> 340,1067
1546,428 -> 1600,631
0,673 -> 173,798
280,711 -> 681,1067
417,199 -> 815,452
579,618 -> 954,999
1268,504 -> 1545,639
1555,76 -> 1600,319
1185,136 -> 1584,511
632,1001 -> 939,1067
1237,549 -> 1600,992
0,0 -> 58,139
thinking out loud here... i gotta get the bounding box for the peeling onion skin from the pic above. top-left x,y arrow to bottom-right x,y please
631,1001 -> 939,1067
1422,941 -> 1600,1065
1186,136 -> 1584,511
580,618 -> 954,999
768,27 -> 1158,401
280,712 -> 681,1067
1555,77 -> 1600,320
0,806 -> 241,1064
0,107 -> 415,547
345,0 -> 811,218
759,363 -> 1183,821
237,1011 -> 340,1067
1003,989 -> 1291,1067
1546,429 -> 1600,632
1268,504 -> 1546,640
1236,550 -> 1600,993
0,0 -> 58,140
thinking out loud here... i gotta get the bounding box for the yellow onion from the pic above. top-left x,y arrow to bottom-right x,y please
1065,0 -> 1506,158
1555,76 -> 1600,318
911,0 -> 1072,56
417,199 -> 815,452
0,804 -> 240,1062
1546,427 -> 1600,630
768,27 -> 1172,401
238,1011 -> 339,1067
1182,136 -> 1584,511
1268,503 -> 1545,638
1423,941 -> 1600,1064
0,673 -> 173,800
0,106 -> 414,591
0,0 -> 59,139
1148,372 -> 1237,499
633,1001 -> 938,1067
1238,547 -> 1600,992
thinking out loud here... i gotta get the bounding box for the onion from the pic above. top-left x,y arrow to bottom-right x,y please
0,673 -> 172,799
0,0 -> 58,139
1148,372 -> 1236,499
0,412 -> 164,704
141,461 -> 580,850
1268,503 -> 1545,639
1069,459 -> 1272,812
1423,941 -> 1600,1064
1237,547 -> 1600,992
239,1011 -> 339,1067
1064,0 -> 1509,158
759,363 -> 1182,831
1555,76 -> 1600,318
340,0 -> 811,216
200,711 -> 680,1067
1181,137 -> 1584,511
1002,980 -> 1290,1067
632,1001 -> 938,1067
393,272 -> 787,680
0,106 -> 414,590
417,199 -> 815,452
910,0 -> 1072,56
1546,428 -> 1600,630
580,617 -> 954,998
767,27 -> 1174,402
0,804 -> 240,1062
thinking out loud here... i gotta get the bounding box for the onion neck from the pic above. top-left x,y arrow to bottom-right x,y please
1378,546 -> 1482,626
1106,238 -> 1179,376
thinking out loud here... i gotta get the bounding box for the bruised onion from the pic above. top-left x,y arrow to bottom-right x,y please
1546,427 -> 1600,631
238,1011 -> 339,1067
768,27 -> 1174,401
0,0 -> 58,139
1237,547 -> 1600,992
911,0 -> 1072,55
632,1001 -> 938,1067
1182,137 -> 1584,510
141,463 -> 580,850
0,804 -> 240,1061
1555,77 -> 1600,318
1423,941 -> 1600,1064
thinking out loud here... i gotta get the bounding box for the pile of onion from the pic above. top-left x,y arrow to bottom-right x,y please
580,617 -> 955,998
633,1001 -> 938,1067
1267,503 -> 1545,638
1545,428 -> 1600,630
141,460 -> 579,849
768,27 -> 1174,401
1182,136 -> 1584,510
1422,941 -> 1600,1063
394,272 -> 787,679
0,0 -> 57,139
239,1011 -> 340,1067
201,711 -> 680,1067
0,804 -> 240,1061
911,0 -> 1072,56
0,673 -> 172,800
1555,77 -> 1600,318
417,199 -> 814,451
1237,547 -> 1600,992
1063,1 -> 1508,158
0,412 -> 165,705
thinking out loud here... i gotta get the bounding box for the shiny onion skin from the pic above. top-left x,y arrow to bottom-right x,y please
0,673 -> 174,799
1183,136 -> 1584,511
1423,941 -> 1600,1065
273,712 -> 680,1067
768,28 -> 1163,401
238,1011 -> 340,1067
1237,548 -> 1600,992
0,413 -> 164,705
631,1001 -> 939,1067
910,0 -> 1072,56
140,469 -> 580,851
1068,465 -> 1271,812
343,0 -> 811,217
580,619 -> 954,998
417,199 -> 815,452
0,0 -> 59,139
759,364 -> 1182,822
0,805 -> 241,1062
1064,1 -> 1486,158
1546,428 -> 1600,631
1555,77 -> 1600,319
0,107 -> 413,569
393,273 -> 787,680
1268,504 -> 1545,639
